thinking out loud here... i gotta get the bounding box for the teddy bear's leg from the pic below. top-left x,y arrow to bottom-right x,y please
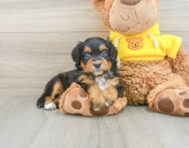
147,73 -> 189,116
167,45 -> 189,86
60,87 -> 111,116
59,83 -> 127,116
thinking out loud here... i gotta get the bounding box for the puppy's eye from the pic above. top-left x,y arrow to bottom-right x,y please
85,53 -> 91,59
101,51 -> 107,57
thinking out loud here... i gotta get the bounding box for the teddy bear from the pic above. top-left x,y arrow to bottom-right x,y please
91,0 -> 189,116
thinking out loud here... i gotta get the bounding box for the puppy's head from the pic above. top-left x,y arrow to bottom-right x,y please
72,37 -> 117,76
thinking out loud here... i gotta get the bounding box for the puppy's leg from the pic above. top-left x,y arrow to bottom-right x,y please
44,96 -> 56,110
88,83 -> 105,111
51,81 -> 63,99
37,77 -> 63,110
102,86 -> 118,107
44,81 -> 63,110
77,74 -> 95,91
102,82 -> 125,107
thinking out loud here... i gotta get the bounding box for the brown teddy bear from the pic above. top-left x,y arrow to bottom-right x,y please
92,0 -> 189,116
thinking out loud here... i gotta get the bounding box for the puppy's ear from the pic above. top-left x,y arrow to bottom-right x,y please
72,42 -> 84,67
106,38 -> 117,64
91,0 -> 105,12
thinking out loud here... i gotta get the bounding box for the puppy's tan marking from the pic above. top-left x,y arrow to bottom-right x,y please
105,77 -> 120,87
84,46 -> 91,53
88,83 -> 105,110
54,98 -> 60,104
80,61 -> 88,73
78,74 -> 95,85
45,96 -> 60,105
102,86 -> 118,106
101,57 -> 112,72
99,44 -> 107,51
45,96 -> 54,105
81,60 -> 95,74
52,81 -> 63,99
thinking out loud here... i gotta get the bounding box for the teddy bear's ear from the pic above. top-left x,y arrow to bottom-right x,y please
139,37 -> 143,41
126,38 -> 131,43
91,0 -> 105,12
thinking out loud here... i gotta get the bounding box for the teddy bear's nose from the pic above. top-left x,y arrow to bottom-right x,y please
120,0 -> 141,5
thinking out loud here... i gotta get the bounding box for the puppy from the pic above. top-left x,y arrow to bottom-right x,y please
37,37 -> 125,111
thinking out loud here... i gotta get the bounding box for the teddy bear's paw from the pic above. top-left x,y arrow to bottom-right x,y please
64,89 -> 89,114
62,87 -> 110,116
153,89 -> 189,116
44,102 -> 56,110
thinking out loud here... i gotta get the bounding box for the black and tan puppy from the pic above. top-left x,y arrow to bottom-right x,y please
37,37 -> 125,111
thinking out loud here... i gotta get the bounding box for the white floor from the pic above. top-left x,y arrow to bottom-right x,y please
1,96 -> 189,148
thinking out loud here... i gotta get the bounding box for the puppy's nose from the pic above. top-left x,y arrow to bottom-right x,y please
120,0 -> 141,5
93,63 -> 101,69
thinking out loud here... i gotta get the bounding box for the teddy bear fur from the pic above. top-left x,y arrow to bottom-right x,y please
92,0 -> 189,116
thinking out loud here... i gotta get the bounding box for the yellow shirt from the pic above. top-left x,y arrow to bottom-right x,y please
110,24 -> 182,61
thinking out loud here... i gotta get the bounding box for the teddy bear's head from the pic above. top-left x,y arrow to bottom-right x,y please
92,0 -> 160,35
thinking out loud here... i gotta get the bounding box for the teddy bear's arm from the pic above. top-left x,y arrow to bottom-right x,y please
167,45 -> 189,86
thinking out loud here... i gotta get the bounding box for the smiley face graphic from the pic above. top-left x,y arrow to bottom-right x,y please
126,37 -> 143,50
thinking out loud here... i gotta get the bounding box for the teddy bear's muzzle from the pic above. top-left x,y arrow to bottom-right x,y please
120,0 -> 141,5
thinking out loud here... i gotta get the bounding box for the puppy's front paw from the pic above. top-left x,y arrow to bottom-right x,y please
104,96 -> 116,107
90,96 -> 105,111
102,87 -> 118,107
44,102 -> 56,110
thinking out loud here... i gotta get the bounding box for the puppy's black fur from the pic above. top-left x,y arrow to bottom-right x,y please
37,37 -> 125,109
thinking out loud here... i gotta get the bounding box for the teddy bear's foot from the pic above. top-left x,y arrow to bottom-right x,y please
153,89 -> 189,116
59,86 -> 109,116
59,83 -> 127,116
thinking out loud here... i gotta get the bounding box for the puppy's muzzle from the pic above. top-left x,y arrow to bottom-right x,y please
93,63 -> 101,69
